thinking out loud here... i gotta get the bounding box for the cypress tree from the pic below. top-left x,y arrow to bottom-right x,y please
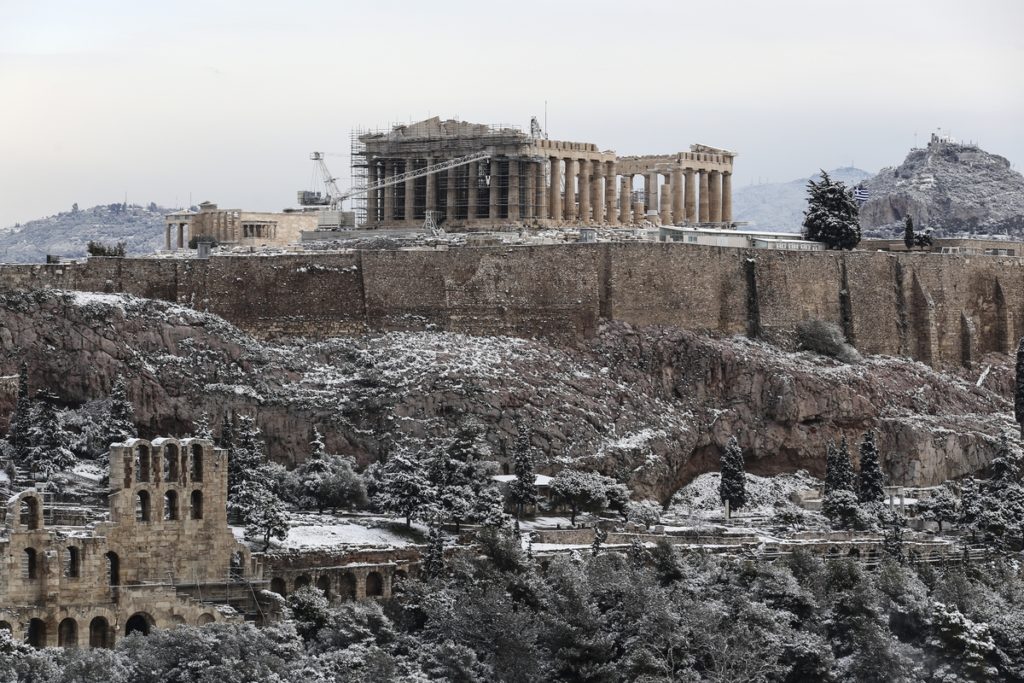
825,436 -> 856,495
857,430 -> 886,503
102,375 -> 136,448
903,216 -> 915,250
508,425 -> 538,523
802,170 -> 861,250
1015,336 -> 1024,438
718,436 -> 747,516
25,390 -> 76,477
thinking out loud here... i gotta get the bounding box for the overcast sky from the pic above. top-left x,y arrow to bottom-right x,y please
1,0 -> 1021,228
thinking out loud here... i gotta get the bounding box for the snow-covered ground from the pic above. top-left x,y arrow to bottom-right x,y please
270,514 -> 423,550
666,470 -> 823,519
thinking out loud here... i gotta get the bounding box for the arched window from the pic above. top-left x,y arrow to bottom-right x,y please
65,546 -> 81,578
58,618 -> 77,648
89,617 -> 112,648
23,548 -> 37,579
197,613 -> 215,625
106,551 -> 120,587
19,496 -> 41,530
190,490 -> 203,520
365,571 -> 384,597
125,613 -> 152,636
163,444 -> 180,483
270,577 -> 286,597
27,618 -> 46,648
136,491 -> 151,522
340,573 -> 357,601
190,444 -> 203,482
294,574 -> 311,590
136,445 -> 151,483
316,574 -> 331,598
163,490 -> 178,521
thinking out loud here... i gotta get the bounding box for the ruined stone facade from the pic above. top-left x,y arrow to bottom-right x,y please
165,202 -> 319,251
0,438 -> 258,648
359,117 -> 735,229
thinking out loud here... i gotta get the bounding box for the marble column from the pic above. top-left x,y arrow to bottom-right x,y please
536,162 -> 548,220
425,156 -> 437,213
549,157 -> 562,221
579,160 -> 591,222
525,161 -> 536,219
383,160 -> 395,223
644,173 -> 656,214
508,159 -> 520,221
698,170 -> 710,223
722,172 -> 733,223
659,180 -> 672,225
605,161 -> 617,225
489,158 -> 501,220
177,223 -> 185,249
564,158 -> 577,221
591,167 -> 604,223
671,168 -> 684,224
446,166 -> 457,222
404,159 -> 416,224
165,224 -> 172,251
619,175 -> 631,224
710,171 -> 722,223
684,169 -> 696,223
367,161 -> 379,224
466,161 -> 478,220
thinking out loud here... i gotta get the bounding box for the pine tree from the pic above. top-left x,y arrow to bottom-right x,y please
718,436 -> 747,517
102,375 -> 136,450
802,170 -> 861,250
373,449 -> 434,527
288,426 -> 367,514
857,431 -> 885,503
219,411 -> 236,451
825,437 -> 856,495
24,391 -> 76,477
508,425 -> 538,523
225,414 -> 289,550
903,216 -> 915,250
6,363 -> 32,462
193,411 -> 213,440
422,526 -> 446,579
1015,337 -> 1024,438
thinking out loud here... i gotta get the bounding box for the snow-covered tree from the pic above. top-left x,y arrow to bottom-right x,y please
918,485 -> 958,532
1016,336 -> 1024,438
193,411 -> 213,440
5,363 -> 32,463
422,526 -> 446,579
373,449 -> 434,527
508,425 -> 538,522
101,375 -> 136,449
802,170 -> 861,250
225,414 -> 288,549
24,391 -> 76,477
857,431 -> 885,503
550,469 -> 621,526
624,500 -> 662,529
591,526 -> 608,557
903,216 -> 915,250
825,437 -> 855,496
719,436 -> 747,516
237,482 -> 289,551
219,411 -> 235,450
424,431 -> 505,532
287,426 -> 367,514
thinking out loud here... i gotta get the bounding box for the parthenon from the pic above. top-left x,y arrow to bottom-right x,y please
356,117 -> 736,229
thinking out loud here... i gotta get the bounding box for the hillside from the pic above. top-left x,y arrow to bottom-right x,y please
732,166 -> 871,232
0,288 -> 1015,502
859,135 -> 1024,236
0,203 -> 174,263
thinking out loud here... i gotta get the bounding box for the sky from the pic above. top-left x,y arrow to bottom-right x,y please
0,0 -> 1022,228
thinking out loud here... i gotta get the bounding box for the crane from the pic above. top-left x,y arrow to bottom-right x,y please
298,149 -> 493,212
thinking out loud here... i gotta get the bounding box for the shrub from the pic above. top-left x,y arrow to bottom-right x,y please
86,241 -> 125,257
796,319 -> 861,364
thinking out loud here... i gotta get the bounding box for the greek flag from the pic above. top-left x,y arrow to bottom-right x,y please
853,186 -> 870,203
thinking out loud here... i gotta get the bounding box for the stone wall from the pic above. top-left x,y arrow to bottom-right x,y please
3,244 -> 1024,367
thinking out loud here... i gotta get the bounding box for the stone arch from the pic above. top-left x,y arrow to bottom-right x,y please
365,571 -> 384,597
27,618 -> 47,648
190,490 -> 203,520
340,573 -> 357,600
125,612 -> 153,636
316,574 -> 331,598
163,442 -> 180,483
170,615 -> 186,626
65,546 -> 81,578
163,490 -> 179,521
197,613 -> 215,626
294,574 -> 312,590
190,444 -> 204,482
19,495 -> 42,530
23,547 -> 38,579
136,444 -> 152,483
270,577 -> 287,597
105,551 -> 120,586
847,547 -> 862,559
58,618 -> 78,648
136,489 -> 152,522
89,617 -> 112,648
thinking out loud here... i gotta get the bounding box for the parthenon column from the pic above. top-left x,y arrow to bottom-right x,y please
425,156 -> 437,214
698,170 -> 710,223
659,179 -> 672,225
549,157 -> 562,221
564,158 -> 577,221
579,160 -> 591,223
489,158 -> 500,221
367,161 -> 379,224
525,161 -> 536,219
619,175 -> 631,224
605,161 -> 617,225
405,159 -> 417,224
466,161 -> 478,220
709,171 -> 722,223
508,159 -> 520,221
383,160 -> 395,223
684,168 -> 696,223
671,168 -> 684,224
591,167 -> 604,223
722,172 -> 733,223
644,173 -> 656,214
536,162 -> 547,220
446,166 -> 457,222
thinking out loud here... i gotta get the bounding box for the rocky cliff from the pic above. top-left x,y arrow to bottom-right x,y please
859,135 -> 1024,235
0,289 -> 1015,501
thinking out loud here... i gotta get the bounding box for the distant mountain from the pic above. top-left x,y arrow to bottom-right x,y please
0,203 -> 175,263
732,167 -> 872,232
858,135 -> 1024,236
